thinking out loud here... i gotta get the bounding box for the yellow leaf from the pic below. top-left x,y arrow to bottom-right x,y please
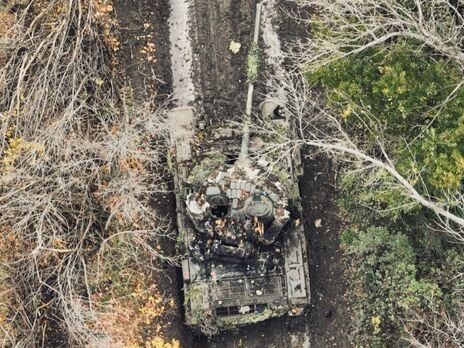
229,41 -> 241,54
371,315 -> 381,334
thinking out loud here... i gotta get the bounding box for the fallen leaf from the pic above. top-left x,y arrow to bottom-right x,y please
229,41 -> 241,54
95,78 -> 104,86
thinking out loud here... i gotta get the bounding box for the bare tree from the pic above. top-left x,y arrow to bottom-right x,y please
273,0 -> 464,236
291,0 -> 464,71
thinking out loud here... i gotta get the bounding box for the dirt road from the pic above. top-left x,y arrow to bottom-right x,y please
114,0 -> 351,346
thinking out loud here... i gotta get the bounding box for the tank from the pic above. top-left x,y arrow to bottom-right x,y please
168,2 -> 309,335
167,102 -> 310,335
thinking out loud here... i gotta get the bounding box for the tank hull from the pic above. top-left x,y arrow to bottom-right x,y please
168,106 -> 310,335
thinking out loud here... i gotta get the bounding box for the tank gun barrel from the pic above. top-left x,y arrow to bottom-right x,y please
239,2 -> 263,160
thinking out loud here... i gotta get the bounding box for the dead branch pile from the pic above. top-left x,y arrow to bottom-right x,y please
292,0 -> 464,71
0,1 -> 173,346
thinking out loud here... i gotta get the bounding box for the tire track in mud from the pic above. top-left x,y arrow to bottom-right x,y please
275,2 -> 352,347
168,0 -> 195,105
114,0 -> 172,97
190,0 -> 254,124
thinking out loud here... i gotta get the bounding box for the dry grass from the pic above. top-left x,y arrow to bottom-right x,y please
0,12 -> 15,36
89,248 -> 178,347
0,8 -> 15,67
0,0 -> 177,346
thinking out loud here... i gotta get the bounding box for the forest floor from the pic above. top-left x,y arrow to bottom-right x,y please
112,0 -> 352,347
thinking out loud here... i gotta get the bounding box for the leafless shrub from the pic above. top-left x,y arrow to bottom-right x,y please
276,0 -> 464,236
0,1 -> 172,345
290,0 -> 464,72
405,303 -> 464,347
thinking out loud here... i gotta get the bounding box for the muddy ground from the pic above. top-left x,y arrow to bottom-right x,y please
191,0 -> 255,124
114,0 -> 172,98
113,0 -> 351,347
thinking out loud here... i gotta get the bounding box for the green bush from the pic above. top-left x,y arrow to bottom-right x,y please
339,168 -> 420,222
343,226 -> 441,347
308,41 -> 464,191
